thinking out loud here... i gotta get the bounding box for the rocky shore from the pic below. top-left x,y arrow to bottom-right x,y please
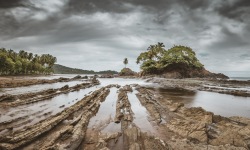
0,76 -> 249,150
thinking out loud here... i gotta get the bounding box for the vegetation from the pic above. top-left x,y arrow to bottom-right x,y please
123,58 -> 128,68
53,64 -> 118,74
0,48 -> 57,75
136,43 -> 204,74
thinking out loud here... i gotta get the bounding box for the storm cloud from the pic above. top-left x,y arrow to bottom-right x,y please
0,0 -> 250,76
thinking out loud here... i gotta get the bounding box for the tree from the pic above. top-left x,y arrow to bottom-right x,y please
123,58 -> 128,68
136,42 -> 165,64
0,53 -> 8,74
0,48 -> 57,75
136,42 -> 165,73
136,43 -> 204,74
28,53 -> 33,61
160,45 -> 203,70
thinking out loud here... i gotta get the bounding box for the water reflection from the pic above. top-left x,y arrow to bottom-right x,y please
152,87 -> 196,102
190,91 -> 250,118
153,87 -> 250,118
88,88 -> 119,133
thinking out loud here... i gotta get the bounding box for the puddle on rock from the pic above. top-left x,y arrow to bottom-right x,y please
127,89 -> 157,135
88,88 -> 120,133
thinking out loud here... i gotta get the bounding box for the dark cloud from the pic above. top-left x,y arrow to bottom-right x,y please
65,0 -> 134,14
177,0 -> 210,9
65,0 -> 210,14
0,11 -> 19,36
65,0 -> 173,13
0,0 -> 250,74
0,0 -> 26,8
216,0 -> 250,21
208,26 -> 248,50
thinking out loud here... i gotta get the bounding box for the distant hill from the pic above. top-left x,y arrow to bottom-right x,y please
52,64 -> 118,74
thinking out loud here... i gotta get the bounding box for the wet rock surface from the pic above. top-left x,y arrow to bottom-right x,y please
0,79 -> 98,107
82,85 -> 171,150
0,85 -> 111,150
136,87 -> 250,150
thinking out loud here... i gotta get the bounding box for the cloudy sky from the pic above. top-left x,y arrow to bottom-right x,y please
0,0 -> 250,76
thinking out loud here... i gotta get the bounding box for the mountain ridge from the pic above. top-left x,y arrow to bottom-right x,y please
52,64 -> 118,74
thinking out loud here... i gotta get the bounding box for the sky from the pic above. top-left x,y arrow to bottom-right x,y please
0,0 -> 250,76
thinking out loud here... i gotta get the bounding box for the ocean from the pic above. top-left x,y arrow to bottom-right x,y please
229,77 -> 250,81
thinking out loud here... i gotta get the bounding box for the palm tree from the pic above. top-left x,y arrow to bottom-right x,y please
28,53 -> 33,61
0,48 -> 57,75
123,58 -> 128,68
146,42 -> 165,61
19,50 -> 28,59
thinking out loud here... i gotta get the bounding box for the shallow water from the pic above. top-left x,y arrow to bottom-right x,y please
229,77 -> 250,81
154,88 -> 250,118
1,75 -> 250,133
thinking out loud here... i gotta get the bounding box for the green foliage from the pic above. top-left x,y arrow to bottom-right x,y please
136,43 -> 204,73
161,45 -> 204,69
140,60 -> 158,73
0,48 -> 57,75
136,42 -> 165,64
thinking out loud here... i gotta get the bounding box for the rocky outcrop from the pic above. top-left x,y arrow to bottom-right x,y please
140,64 -> 229,79
119,68 -> 137,76
99,74 -> 114,78
114,86 -> 133,124
73,75 -> 88,79
161,68 -> 229,79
